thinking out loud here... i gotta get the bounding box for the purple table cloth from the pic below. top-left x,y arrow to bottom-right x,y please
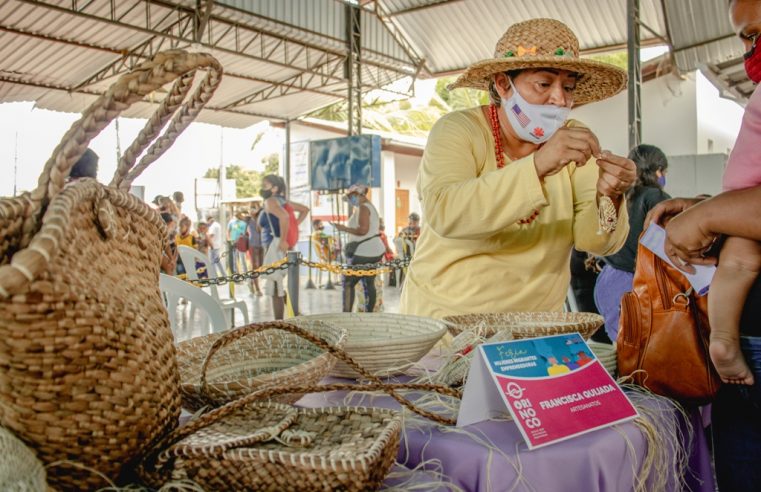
299,383 -> 714,492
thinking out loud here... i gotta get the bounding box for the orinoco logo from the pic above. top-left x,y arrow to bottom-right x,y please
505,382 -> 524,399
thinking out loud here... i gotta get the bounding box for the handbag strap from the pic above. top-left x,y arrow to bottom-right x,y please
349,234 -> 381,248
21,50 -> 222,246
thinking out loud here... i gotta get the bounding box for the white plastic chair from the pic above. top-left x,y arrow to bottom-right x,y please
177,245 -> 250,327
159,273 -> 228,336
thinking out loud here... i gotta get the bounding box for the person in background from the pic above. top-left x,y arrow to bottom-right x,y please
332,184 -> 385,312
158,196 -> 180,223
248,203 -> 264,296
399,212 -> 421,244
172,191 -> 185,218
569,248 -> 607,342
174,216 -> 196,278
379,217 -> 397,287
196,222 -> 210,256
228,210 -> 249,275
68,148 -> 99,180
645,1 -> 761,488
160,212 -> 178,275
206,214 -> 225,278
258,174 -> 309,319
399,18 -> 634,318
593,144 -> 670,341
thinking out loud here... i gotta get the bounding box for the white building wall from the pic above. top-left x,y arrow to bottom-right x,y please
695,72 -> 744,156
571,73 -> 699,157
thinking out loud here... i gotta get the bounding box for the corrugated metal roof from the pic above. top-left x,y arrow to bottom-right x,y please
0,0 -> 753,127
377,0 -> 666,75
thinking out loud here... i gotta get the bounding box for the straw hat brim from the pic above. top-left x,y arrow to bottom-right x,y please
447,56 -> 627,105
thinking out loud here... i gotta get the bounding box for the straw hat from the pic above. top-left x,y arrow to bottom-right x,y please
448,18 -> 627,105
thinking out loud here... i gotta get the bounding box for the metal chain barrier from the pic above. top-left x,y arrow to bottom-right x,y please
189,257 -> 289,287
188,255 -> 410,287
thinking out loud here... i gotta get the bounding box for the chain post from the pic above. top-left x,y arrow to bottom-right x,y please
287,251 -> 301,316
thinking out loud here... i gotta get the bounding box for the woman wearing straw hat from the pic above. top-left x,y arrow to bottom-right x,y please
400,18 -> 636,318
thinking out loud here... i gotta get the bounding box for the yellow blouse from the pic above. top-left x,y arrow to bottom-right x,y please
399,107 -> 629,318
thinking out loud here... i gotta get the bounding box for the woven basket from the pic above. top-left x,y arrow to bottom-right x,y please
444,312 -> 603,340
177,320 -> 347,411
140,323 -> 460,491
147,401 -> 401,491
0,50 -> 222,490
295,313 -> 448,378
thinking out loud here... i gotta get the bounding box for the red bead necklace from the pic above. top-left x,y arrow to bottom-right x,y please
488,104 -> 540,225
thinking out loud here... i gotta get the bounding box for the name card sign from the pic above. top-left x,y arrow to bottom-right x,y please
457,333 -> 638,449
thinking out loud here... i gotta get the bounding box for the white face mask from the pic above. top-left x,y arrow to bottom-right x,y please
502,80 -> 571,144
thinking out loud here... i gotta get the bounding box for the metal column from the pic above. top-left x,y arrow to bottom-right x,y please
627,0 -> 642,149
284,120 -> 291,196
346,3 -> 362,136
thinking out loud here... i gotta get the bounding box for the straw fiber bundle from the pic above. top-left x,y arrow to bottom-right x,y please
0,426 -> 47,492
0,50 -> 222,490
177,319 -> 347,411
444,311 -> 602,340
294,313 -> 448,378
140,322 -> 460,491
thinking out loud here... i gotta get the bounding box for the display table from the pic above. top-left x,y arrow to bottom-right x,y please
299,365 -> 715,492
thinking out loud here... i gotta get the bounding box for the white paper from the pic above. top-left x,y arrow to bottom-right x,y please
457,351 -> 513,427
639,222 -> 716,295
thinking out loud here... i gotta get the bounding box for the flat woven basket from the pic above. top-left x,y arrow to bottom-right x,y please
140,323 -> 461,491
144,401 -> 401,492
0,50 -> 222,490
444,312 -> 603,340
177,319 -> 347,411
294,313 -> 448,378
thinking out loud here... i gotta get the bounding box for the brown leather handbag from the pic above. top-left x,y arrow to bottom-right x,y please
617,240 -> 720,404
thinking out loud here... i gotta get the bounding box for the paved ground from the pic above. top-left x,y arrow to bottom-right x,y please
173,273 -> 402,341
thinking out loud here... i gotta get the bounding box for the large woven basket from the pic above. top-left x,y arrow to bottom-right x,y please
177,320 -> 347,411
0,50 -> 222,490
144,401 -> 401,491
295,313 -> 448,378
444,312 -> 603,340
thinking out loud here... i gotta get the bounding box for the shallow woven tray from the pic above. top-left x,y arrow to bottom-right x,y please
443,312 -> 603,340
294,313 -> 447,378
149,401 -> 401,491
176,319 -> 346,410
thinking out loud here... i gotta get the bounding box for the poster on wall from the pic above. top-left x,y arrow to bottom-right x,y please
289,141 -> 311,242
458,333 -> 638,449
310,135 -> 381,191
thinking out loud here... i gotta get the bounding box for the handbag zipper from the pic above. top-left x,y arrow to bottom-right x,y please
653,257 -> 672,309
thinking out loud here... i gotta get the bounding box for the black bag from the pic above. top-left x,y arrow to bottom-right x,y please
345,234 -> 380,259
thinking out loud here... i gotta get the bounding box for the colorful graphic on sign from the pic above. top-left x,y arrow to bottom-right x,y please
458,333 -> 638,449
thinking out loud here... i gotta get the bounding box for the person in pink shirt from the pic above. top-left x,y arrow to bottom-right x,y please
701,12 -> 761,386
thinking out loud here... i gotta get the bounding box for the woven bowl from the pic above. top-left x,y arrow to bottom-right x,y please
176,319 -> 346,411
444,312 -> 603,340
295,313 -> 448,378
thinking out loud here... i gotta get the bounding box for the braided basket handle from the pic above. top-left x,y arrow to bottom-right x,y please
145,321 -> 461,468
198,320 -> 348,396
23,50 -> 222,242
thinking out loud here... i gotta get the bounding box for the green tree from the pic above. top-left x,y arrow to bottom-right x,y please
204,154 -> 280,199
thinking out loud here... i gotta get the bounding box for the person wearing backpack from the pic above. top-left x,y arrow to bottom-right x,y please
258,174 -> 309,319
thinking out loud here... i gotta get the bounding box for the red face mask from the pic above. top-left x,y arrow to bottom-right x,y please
744,35 -> 761,83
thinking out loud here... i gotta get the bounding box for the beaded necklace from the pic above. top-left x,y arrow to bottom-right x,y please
488,104 -> 539,225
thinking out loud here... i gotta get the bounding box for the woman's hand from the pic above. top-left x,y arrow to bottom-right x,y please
596,151 -> 636,198
662,203 -> 719,273
278,240 -> 289,254
534,127 -> 601,179
644,197 -> 704,228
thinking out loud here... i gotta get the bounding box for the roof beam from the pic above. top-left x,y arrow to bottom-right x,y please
385,0 -> 463,17
1,23 -> 346,101
0,74 -> 286,121
17,0 -> 411,86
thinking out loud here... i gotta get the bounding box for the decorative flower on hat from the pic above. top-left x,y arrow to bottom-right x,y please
516,45 -> 538,57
